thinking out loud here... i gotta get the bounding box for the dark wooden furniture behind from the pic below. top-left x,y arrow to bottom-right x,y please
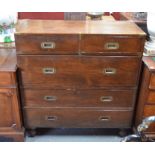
136,56 -> 155,137
0,47 -> 24,141
15,20 -> 146,136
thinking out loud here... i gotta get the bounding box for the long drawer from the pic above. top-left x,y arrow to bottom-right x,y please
15,34 -> 79,54
23,108 -> 133,128
80,35 -> 144,55
22,88 -> 136,108
18,55 -> 141,88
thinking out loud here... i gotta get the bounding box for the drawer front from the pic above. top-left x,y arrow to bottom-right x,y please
143,106 -> 155,133
81,35 -> 144,54
149,73 -> 155,89
24,108 -> 133,128
0,73 -> 14,86
15,35 -> 79,54
147,91 -> 155,104
18,55 -> 141,88
22,89 -> 136,108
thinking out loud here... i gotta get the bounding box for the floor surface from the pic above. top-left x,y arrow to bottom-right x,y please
25,128 -> 128,142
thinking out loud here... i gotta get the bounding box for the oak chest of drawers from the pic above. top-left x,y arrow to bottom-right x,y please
15,20 -> 146,135
135,56 -> 155,137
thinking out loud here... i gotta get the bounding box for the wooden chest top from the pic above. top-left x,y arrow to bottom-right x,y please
15,19 -> 146,36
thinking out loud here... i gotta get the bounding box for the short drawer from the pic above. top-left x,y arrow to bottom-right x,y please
149,73 -> 155,89
15,34 -> 79,54
0,73 -> 15,86
18,55 -> 141,88
23,108 -> 133,128
80,35 -> 144,55
22,89 -> 136,108
143,106 -> 155,133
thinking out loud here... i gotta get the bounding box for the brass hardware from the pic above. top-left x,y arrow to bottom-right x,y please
45,116 -> 57,121
103,68 -> 116,75
41,42 -> 56,49
100,96 -> 113,102
43,68 -> 56,74
99,116 -> 110,121
104,42 -> 119,50
44,96 -> 57,101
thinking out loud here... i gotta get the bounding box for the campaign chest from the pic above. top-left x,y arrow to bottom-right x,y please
15,20 -> 145,135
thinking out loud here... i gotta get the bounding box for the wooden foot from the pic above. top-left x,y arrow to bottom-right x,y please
119,129 -> 128,137
27,129 -> 37,137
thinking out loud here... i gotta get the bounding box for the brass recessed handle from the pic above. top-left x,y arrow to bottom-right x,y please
44,96 -> 57,101
43,68 -> 56,74
104,42 -> 119,50
41,42 -> 56,49
100,96 -> 113,102
45,116 -> 57,121
103,68 -> 116,75
99,116 -> 111,121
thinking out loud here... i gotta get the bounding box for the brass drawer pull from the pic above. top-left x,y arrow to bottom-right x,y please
45,116 -> 57,121
99,116 -> 111,121
100,96 -> 113,102
44,96 -> 57,101
104,42 -> 119,50
43,68 -> 56,74
103,68 -> 116,75
41,42 -> 56,49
